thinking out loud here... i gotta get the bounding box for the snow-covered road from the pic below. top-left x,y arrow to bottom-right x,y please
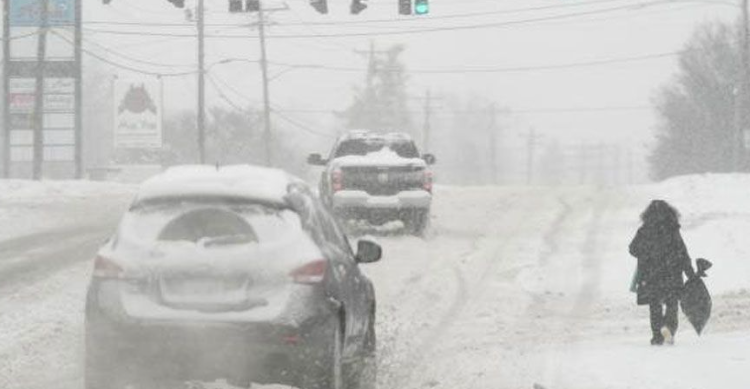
2,177 -> 750,389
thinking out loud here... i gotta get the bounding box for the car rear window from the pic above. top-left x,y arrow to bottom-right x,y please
119,199 -> 301,247
334,138 -> 419,158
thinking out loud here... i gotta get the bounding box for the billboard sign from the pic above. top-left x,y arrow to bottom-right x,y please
10,0 -> 75,27
113,78 -> 162,149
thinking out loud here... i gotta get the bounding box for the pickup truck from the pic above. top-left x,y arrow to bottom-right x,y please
308,131 -> 436,235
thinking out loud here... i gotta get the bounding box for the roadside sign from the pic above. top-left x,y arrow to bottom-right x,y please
46,78 -> 74,94
10,0 -> 75,27
9,78 -> 35,94
44,94 -> 74,111
9,93 -> 35,112
113,78 -> 163,149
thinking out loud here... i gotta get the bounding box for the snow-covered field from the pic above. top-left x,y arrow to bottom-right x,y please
1,175 -> 750,389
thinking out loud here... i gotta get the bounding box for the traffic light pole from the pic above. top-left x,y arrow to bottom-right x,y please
257,1 -> 273,167
32,0 -> 50,180
197,0 -> 206,164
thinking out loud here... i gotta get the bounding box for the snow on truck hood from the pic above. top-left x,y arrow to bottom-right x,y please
331,148 -> 426,168
135,165 -> 300,205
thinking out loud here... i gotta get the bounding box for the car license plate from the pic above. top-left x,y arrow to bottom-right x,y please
377,172 -> 389,184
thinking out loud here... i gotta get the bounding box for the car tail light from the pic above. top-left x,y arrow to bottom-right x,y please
93,255 -> 124,279
423,170 -> 433,192
331,169 -> 343,192
290,260 -> 327,284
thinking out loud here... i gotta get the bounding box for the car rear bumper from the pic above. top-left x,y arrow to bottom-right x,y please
85,313 -> 334,387
332,190 -> 431,210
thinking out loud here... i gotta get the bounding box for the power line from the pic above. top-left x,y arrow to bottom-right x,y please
82,0 -> 681,40
82,35 -> 194,68
207,73 -> 249,112
271,108 -> 337,138
266,49 -> 687,75
273,105 -> 653,115
85,0 -> 631,28
51,30 -> 198,77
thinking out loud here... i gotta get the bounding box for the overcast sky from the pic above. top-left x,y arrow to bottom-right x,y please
78,0 -> 738,155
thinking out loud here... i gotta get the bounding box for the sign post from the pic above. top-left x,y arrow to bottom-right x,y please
2,0 -> 81,179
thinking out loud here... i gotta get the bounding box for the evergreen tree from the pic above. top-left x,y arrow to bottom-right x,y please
651,21 -> 742,179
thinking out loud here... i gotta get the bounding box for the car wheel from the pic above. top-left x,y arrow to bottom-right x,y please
303,318 -> 344,389
85,334 -> 127,389
347,316 -> 377,389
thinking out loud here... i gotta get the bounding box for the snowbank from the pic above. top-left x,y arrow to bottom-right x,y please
0,179 -> 135,203
0,180 -> 136,241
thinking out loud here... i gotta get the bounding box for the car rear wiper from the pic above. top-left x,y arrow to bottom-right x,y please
199,234 -> 255,247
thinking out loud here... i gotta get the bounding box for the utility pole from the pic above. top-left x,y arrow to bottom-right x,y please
258,0 -> 273,166
422,89 -> 431,152
525,128 -> 538,185
3,0 -> 10,178
197,0 -> 206,164
578,142 -> 587,185
737,0 -> 749,171
488,103 -> 498,185
74,0 -> 83,178
32,0 -> 50,180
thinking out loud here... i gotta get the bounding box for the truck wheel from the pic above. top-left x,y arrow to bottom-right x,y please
404,210 -> 430,237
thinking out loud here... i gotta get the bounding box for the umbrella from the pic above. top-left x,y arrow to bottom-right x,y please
680,258 -> 713,335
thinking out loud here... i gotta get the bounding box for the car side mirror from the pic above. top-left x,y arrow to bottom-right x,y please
355,239 -> 382,264
308,153 -> 327,166
422,153 -> 436,165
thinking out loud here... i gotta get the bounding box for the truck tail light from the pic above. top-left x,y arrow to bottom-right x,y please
290,260 -> 327,284
423,170 -> 433,192
332,169 -> 344,192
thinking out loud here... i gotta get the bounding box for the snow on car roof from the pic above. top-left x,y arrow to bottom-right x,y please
135,164 -> 301,205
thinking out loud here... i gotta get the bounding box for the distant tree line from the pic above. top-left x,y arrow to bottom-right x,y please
651,21 -> 745,180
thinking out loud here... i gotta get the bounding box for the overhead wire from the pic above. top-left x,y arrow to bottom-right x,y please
82,0 -> 686,40
87,0 -> 632,28
271,108 -> 338,138
265,49 -> 688,75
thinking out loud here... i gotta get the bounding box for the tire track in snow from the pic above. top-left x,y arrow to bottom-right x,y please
377,192 -> 533,389
0,225 -> 112,293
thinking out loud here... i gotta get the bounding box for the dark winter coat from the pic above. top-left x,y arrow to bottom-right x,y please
629,222 -> 696,305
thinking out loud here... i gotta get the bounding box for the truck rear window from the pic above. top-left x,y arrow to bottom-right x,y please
334,139 -> 419,159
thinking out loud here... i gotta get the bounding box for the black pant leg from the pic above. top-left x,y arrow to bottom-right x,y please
664,297 -> 679,334
649,301 -> 664,337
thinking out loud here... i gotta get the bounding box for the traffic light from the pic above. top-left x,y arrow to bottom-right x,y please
310,0 -> 328,14
246,0 -> 260,12
399,0 -> 411,15
350,0 -> 367,14
229,0 -> 242,12
414,0 -> 428,15
104,0 -> 183,6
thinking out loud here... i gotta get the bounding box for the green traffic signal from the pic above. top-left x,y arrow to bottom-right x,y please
414,0 -> 428,15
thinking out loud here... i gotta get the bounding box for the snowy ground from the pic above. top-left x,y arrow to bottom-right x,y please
1,175 -> 750,389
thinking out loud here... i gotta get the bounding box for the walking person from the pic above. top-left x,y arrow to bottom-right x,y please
629,200 -> 696,346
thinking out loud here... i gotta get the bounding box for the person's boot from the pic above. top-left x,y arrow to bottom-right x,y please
650,332 -> 664,346
661,327 -> 674,345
